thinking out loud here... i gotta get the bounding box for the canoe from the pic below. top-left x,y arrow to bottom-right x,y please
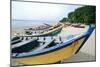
24,23 -> 52,31
71,24 -> 81,27
12,25 -> 95,65
18,23 -> 64,37
71,24 -> 85,28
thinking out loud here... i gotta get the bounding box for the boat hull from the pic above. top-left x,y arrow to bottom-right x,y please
13,37 -> 85,65
19,23 -> 64,37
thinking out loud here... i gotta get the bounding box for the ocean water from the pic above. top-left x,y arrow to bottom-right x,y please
12,20 -> 57,28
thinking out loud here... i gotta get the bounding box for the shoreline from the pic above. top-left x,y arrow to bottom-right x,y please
11,24 -> 87,35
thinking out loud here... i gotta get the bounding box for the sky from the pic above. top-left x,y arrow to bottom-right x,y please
12,1 -> 83,22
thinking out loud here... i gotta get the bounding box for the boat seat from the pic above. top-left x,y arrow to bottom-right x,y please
12,38 -> 37,48
22,37 -> 27,41
11,37 -> 20,41
12,39 -> 39,53
11,39 -> 22,45
38,36 -> 53,43
54,36 -> 63,44
32,39 -> 55,52
45,37 -> 52,42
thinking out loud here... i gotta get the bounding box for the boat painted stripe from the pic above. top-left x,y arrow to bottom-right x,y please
13,25 -> 95,58
13,35 -> 85,58
18,23 -> 64,37
14,38 -> 84,64
75,26 -> 95,54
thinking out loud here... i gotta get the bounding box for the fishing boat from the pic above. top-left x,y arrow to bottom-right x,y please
19,23 -> 64,37
71,23 -> 86,28
11,25 -> 95,65
24,23 -> 52,32
71,23 -> 81,27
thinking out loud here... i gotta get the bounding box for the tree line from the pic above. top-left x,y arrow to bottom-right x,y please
60,6 -> 96,25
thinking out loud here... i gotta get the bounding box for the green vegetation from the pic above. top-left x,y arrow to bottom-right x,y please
60,6 -> 96,25
60,17 -> 68,22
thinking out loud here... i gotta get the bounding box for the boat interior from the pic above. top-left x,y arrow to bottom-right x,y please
24,23 -> 63,35
11,35 -> 64,53
11,25 -> 95,58
11,32 -> 85,58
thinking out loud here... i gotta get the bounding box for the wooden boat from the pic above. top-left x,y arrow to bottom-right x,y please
71,23 -> 81,27
12,25 -> 95,65
77,24 -> 85,28
71,23 -> 85,28
19,23 -> 64,37
24,23 -> 52,33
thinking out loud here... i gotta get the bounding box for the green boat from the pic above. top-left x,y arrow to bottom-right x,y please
18,23 -> 64,37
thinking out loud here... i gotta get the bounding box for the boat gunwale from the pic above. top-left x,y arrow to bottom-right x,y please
12,25 -> 95,58
12,33 -> 87,58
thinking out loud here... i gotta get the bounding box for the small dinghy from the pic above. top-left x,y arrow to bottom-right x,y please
11,25 -> 95,65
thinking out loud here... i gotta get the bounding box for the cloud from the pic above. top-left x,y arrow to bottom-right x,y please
12,1 -> 82,21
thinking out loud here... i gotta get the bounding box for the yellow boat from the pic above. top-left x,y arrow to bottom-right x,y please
12,25 -> 95,65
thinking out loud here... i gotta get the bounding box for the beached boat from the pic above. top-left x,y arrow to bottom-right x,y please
19,23 -> 64,37
11,25 -> 95,65
71,23 -> 81,27
24,23 -> 52,31
71,23 -> 85,28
